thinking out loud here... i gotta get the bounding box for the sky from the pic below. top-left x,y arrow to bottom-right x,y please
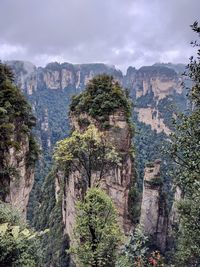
0,0 -> 199,72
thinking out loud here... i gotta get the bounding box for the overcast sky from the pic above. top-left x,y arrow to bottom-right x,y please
0,0 -> 199,72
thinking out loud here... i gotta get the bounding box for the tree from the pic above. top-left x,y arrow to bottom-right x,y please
0,63 -> 39,200
71,188 -> 121,267
70,74 -> 132,128
0,201 -> 44,267
116,225 -> 149,267
125,225 -> 149,267
54,125 -> 120,187
169,21 -> 200,266
117,225 -> 165,267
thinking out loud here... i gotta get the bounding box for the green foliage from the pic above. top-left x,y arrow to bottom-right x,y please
54,124 -> 120,187
136,89 -> 156,108
128,185 -> 141,224
32,169 -> 70,267
70,75 -> 132,128
71,188 -> 121,267
40,199 -> 70,267
0,63 -> 39,200
0,201 -> 42,267
169,22 -> 200,266
175,194 -> 200,266
0,63 -> 36,150
117,226 -> 166,267
145,177 -> 162,187
169,22 -> 200,196
133,119 -> 169,190
26,134 -> 40,168
124,225 -> 149,266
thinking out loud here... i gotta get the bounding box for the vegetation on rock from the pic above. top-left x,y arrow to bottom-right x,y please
117,225 -> 165,267
169,21 -> 200,266
0,62 -> 39,199
0,201 -> 42,267
31,169 -> 70,267
70,74 -> 132,128
71,188 -> 121,267
54,124 -> 120,187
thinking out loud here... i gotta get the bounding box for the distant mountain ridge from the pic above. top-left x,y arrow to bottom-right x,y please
6,60 -> 187,191
6,60 -> 186,150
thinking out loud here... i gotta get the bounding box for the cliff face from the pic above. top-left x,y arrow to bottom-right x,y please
3,135 -> 35,218
124,65 -> 183,135
7,61 -> 124,155
125,65 -> 182,100
140,160 -> 168,252
8,61 -> 123,95
7,61 -> 186,153
5,61 -> 37,95
60,110 -> 133,246
0,63 -> 38,218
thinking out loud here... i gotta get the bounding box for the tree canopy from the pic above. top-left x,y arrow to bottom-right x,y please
0,201 -> 43,267
70,74 -> 132,129
169,21 -> 200,266
71,188 -> 121,267
54,124 -> 120,187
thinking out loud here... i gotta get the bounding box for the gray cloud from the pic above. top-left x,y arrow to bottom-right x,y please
0,0 -> 199,72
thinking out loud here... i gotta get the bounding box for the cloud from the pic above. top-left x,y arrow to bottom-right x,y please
0,0 -> 199,72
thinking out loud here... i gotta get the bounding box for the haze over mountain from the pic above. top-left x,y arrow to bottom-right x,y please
0,0 -> 199,71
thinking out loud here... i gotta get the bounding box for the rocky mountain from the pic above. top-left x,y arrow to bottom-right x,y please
140,159 -> 168,252
6,60 -> 187,219
1,60 -> 188,266
60,109 -> 133,238
6,60 -> 186,151
0,63 -> 38,218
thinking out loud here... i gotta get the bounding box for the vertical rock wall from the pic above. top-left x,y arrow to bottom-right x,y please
140,160 -> 168,252
4,135 -> 35,218
59,110 -> 133,252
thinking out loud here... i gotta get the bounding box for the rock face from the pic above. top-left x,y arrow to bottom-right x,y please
5,60 -> 37,95
58,110 -> 133,258
0,63 -> 37,219
140,160 -> 168,252
7,61 -> 123,95
135,107 -> 171,135
124,65 -> 183,135
124,65 -> 182,100
169,187 -> 181,227
167,186 -> 182,247
3,136 -> 35,218
6,61 -> 186,152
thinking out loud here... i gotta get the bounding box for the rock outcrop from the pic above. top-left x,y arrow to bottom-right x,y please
7,61 -> 123,95
6,61 -> 186,151
60,110 -> 133,245
140,160 -> 168,252
3,136 -> 35,218
135,107 -> 171,135
0,62 -> 38,219
124,65 -> 182,100
124,65 -> 183,135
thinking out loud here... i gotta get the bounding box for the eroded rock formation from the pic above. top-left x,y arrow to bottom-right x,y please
140,159 -> 168,252
125,65 -> 183,135
0,63 -> 38,219
3,135 -> 35,218
7,61 -> 186,150
58,110 -> 133,246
